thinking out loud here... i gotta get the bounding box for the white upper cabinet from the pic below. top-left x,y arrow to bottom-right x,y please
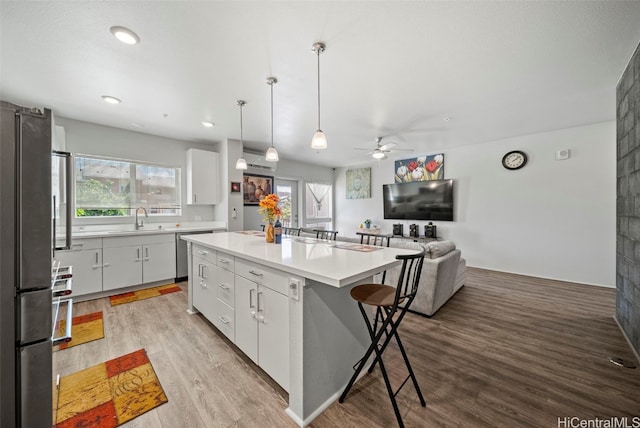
186,148 -> 219,205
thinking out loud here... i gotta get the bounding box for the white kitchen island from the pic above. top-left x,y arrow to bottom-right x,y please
182,231 -> 419,427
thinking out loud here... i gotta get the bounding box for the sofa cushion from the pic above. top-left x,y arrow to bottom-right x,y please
425,241 -> 456,259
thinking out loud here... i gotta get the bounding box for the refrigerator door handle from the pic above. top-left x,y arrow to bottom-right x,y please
53,151 -> 72,251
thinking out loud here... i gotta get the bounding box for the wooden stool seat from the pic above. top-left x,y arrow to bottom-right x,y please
350,284 -> 405,307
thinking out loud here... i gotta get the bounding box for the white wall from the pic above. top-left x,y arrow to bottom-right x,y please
335,121 -> 616,287
243,154 -> 334,230
56,117 -> 220,226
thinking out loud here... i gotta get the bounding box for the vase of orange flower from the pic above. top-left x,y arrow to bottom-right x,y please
258,194 -> 282,243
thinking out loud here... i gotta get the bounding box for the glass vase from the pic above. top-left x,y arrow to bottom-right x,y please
265,221 -> 275,243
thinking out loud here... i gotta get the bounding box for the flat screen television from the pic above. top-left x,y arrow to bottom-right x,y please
383,179 -> 454,221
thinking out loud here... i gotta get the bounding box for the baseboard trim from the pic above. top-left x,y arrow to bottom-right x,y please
613,315 -> 640,365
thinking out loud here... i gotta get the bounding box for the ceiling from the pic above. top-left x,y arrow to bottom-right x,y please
2,1 -> 640,168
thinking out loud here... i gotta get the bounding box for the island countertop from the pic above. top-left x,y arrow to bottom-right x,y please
182,231 -> 418,287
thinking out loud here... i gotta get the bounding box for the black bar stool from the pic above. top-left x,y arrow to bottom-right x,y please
283,227 -> 301,236
357,231 -> 393,248
314,229 -> 338,240
339,249 -> 427,427
357,231 -> 394,284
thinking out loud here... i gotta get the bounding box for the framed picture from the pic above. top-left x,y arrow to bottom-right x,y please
346,167 -> 371,199
230,181 -> 241,193
243,173 -> 274,205
395,153 -> 444,182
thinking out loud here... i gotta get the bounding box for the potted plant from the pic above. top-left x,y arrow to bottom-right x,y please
363,219 -> 372,229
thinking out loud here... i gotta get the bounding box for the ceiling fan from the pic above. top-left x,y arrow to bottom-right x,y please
354,137 -> 413,159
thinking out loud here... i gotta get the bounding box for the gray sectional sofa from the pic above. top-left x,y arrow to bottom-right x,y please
337,235 -> 466,317
378,240 -> 466,317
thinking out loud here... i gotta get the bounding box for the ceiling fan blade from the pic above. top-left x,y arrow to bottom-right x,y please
378,142 -> 397,151
353,148 -> 373,151
389,148 -> 414,152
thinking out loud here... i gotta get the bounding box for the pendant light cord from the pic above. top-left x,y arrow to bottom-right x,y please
240,102 -> 244,150
270,81 -> 274,148
317,49 -> 321,130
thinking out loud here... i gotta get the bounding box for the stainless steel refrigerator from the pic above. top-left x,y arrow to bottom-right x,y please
0,101 -> 70,427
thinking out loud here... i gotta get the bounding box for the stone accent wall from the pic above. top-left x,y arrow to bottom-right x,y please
617,42 -> 640,358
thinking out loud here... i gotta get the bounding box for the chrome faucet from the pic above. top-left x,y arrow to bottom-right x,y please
135,207 -> 148,230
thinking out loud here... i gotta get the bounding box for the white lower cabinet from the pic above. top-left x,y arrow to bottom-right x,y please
189,247 -> 292,391
103,245 -> 143,290
234,259 -> 290,391
193,258 -> 216,322
103,234 -> 176,291
54,238 -> 103,296
143,242 -> 177,283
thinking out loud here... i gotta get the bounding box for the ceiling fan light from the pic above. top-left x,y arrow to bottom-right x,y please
311,130 -> 328,150
265,146 -> 279,162
110,26 -> 140,45
372,150 -> 386,159
235,157 -> 248,170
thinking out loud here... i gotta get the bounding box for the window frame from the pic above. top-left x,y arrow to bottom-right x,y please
74,153 -> 182,218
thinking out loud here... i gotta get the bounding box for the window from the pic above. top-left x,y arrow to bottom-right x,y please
75,155 -> 181,217
304,182 -> 332,229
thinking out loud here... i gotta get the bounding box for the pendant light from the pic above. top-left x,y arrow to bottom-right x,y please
235,100 -> 248,170
311,42 -> 327,150
265,77 -> 279,162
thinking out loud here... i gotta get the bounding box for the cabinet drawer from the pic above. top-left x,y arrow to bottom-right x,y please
215,268 -> 235,308
66,238 -> 102,251
216,253 -> 234,272
103,233 -> 174,248
213,300 -> 234,342
193,245 -> 216,264
235,259 -> 289,296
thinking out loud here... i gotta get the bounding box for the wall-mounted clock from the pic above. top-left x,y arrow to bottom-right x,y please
502,150 -> 527,170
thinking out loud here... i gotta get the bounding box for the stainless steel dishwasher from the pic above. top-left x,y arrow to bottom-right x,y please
176,230 -> 213,281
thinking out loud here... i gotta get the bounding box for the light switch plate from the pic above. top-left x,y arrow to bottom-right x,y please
289,278 -> 300,301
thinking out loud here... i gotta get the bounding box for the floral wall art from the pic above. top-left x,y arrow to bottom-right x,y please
394,153 -> 444,182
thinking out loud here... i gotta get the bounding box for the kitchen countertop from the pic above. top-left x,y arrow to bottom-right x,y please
182,231 -> 418,287
58,221 -> 226,239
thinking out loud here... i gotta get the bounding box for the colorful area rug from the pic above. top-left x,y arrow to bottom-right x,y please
109,284 -> 181,306
54,311 -> 104,352
55,349 -> 168,427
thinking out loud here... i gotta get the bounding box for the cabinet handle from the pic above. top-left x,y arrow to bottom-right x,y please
258,315 -> 265,323
95,251 -> 99,264
136,248 -> 140,261
257,291 -> 263,313
218,283 -> 229,290
91,264 -> 101,269
202,265 -> 207,279
71,243 -> 83,249
219,258 -> 229,264
219,316 -> 229,325
249,270 -> 263,277
194,193 -> 197,203
249,288 -> 255,308
197,250 -> 208,255
145,247 -> 149,258
103,263 -> 110,268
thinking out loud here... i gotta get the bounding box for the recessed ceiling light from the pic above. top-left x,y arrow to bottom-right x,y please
110,26 -> 140,45
101,95 -> 121,104
201,121 -> 215,128
444,116 -> 452,122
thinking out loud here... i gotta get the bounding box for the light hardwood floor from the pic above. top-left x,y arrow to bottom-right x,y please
53,268 -> 640,427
